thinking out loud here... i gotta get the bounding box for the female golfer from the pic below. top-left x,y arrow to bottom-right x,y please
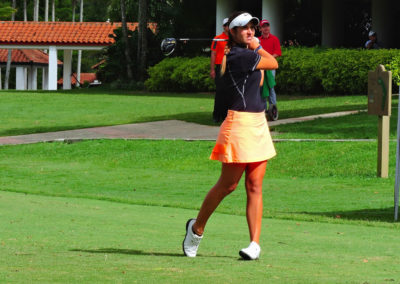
183,11 -> 278,260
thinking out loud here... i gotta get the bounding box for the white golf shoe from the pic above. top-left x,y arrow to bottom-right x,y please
239,241 -> 261,260
182,218 -> 203,257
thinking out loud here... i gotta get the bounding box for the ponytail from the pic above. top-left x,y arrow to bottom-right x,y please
220,31 -> 235,76
220,45 -> 230,76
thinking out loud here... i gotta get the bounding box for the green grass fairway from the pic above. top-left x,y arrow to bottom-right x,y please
272,110 -> 399,139
0,90 -> 368,136
2,91 -> 400,282
1,139 -> 398,226
1,191 -> 400,283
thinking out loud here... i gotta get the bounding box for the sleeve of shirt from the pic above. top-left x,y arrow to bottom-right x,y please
211,36 -> 218,51
240,50 -> 261,73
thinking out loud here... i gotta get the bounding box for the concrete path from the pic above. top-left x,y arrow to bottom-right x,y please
0,110 -> 363,146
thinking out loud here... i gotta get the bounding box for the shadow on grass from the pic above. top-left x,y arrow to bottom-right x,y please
0,112 -> 219,137
279,104 -> 366,119
0,125 -> 96,137
139,112 -> 219,126
70,248 -> 236,259
302,207 -> 397,223
19,88 -> 215,99
271,112 -> 399,139
70,248 -> 184,257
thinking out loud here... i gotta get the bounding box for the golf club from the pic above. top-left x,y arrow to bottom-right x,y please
161,37 -> 228,56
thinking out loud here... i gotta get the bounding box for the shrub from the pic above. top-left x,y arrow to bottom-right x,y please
145,48 -> 400,94
145,57 -> 214,92
276,47 -> 400,94
386,56 -> 400,88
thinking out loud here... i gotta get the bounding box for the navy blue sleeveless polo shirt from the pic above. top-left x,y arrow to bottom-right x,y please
219,46 -> 266,112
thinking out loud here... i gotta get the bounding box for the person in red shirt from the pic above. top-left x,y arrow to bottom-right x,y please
258,19 -> 281,120
210,18 -> 229,122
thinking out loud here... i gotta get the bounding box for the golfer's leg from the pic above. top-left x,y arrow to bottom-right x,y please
245,161 -> 267,244
193,163 -> 246,235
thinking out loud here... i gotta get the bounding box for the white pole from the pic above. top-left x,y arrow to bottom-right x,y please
16,67 -> 25,90
63,50 -> 72,90
48,46 -> 58,90
395,86 -> 400,221
76,0 -> 83,87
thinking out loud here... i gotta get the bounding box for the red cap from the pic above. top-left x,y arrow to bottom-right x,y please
260,19 -> 270,26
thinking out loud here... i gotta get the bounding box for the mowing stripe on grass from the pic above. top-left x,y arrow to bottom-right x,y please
1,190 -> 400,283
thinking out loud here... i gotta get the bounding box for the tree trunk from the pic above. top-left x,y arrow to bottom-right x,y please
79,0 -> 83,22
52,0 -> 55,21
72,0 -> 76,22
24,0 -> 27,21
4,0 -> 16,90
120,0 -> 133,80
34,0 -> 39,21
45,0 -> 49,21
137,0 -> 148,81
33,0 -> 37,21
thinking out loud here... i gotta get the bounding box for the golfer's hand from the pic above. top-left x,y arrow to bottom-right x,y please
249,37 -> 260,51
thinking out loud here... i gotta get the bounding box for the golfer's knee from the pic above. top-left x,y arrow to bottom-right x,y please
218,181 -> 239,196
246,180 -> 262,195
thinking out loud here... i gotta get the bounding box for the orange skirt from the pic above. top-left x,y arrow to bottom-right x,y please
210,110 -> 276,163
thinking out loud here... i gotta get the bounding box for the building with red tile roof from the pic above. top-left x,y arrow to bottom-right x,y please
0,49 -> 62,66
0,21 -> 156,90
57,73 -> 97,86
0,21 -> 157,47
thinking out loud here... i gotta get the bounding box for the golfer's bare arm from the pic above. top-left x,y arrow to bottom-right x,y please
259,70 -> 264,87
248,38 -> 278,70
256,49 -> 278,70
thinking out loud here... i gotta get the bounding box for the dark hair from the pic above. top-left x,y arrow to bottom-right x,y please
220,11 -> 250,76
226,11 -> 248,46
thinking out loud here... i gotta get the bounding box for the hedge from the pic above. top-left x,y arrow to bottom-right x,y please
145,48 -> 400,94
277,47 -> 400,94
145,57 -> 215,92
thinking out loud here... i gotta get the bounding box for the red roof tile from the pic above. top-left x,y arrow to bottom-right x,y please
57,73 -> 97,85
0,21 -> 157,46
0,49 -> 63,65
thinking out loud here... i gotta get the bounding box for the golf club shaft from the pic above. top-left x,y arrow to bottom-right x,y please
176,38 -> 227,42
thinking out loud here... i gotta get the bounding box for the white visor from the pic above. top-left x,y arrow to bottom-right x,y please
229,13 -> 259,30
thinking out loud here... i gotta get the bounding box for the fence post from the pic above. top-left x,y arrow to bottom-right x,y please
394,85 -> 400,221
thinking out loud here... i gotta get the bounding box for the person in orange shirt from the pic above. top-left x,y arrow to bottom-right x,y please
210,18 -> 229,122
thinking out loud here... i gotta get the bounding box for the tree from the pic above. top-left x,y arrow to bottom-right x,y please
33,0 -> 39,21
0,4 -> 15,19
44,0 -> 49,21
51,0 -> 55,21
72,0 -> 76,22
23,0 -> 27,21
137,0 -> 147,81
120,0 -> 133,80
